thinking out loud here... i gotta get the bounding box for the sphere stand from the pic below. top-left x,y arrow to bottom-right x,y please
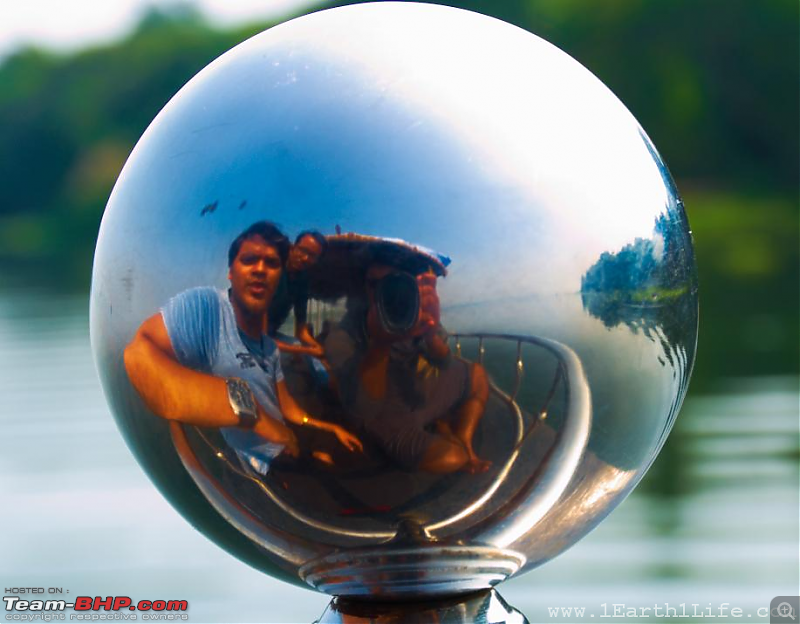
316,589 -> 528,624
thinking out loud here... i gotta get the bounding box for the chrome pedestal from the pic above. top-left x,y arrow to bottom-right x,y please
316,589 -> 527,624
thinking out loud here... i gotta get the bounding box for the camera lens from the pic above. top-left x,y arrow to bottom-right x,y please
376,272 -> 420,334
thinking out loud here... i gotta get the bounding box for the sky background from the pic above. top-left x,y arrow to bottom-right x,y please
0,0 -> 318,59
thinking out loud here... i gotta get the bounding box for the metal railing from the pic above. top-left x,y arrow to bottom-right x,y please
172,332 -> 591,548
424,334 -> 583,537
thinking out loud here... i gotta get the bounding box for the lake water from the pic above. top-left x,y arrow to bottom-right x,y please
1,290 -> 797,623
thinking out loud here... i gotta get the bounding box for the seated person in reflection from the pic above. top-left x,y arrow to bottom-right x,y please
268,230 -> 327,357
123,221 -> 362,476
324,258 -> 490,475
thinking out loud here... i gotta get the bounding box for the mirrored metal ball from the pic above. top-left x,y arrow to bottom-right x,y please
91,2 -> 697,600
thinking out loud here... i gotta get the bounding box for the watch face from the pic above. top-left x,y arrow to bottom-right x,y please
229,379 -> 255,414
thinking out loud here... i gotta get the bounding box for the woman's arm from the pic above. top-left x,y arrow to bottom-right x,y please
276,380 -> 363,452
295,321 -> 322,348
274,338 -> 324,358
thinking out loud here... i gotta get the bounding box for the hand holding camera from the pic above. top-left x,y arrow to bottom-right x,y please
414,269 -> 441,337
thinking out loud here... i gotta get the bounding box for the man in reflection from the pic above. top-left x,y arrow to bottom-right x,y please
324,255 -> 490,474
268,230 -> 327,357
124,221 -> 362,476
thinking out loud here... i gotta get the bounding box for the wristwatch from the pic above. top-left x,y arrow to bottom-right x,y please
225,378 -> 258,428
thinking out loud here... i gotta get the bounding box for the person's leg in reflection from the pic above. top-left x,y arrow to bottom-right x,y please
454,363 -> 491,473
420,363 -> 490,474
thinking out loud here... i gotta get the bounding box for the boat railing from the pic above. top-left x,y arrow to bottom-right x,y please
423,333 -> 587,537
172,331 -> 591,548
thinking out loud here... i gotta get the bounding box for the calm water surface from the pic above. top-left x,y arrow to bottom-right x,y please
1,291 -> 797,623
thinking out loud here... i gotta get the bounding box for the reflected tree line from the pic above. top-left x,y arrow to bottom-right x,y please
581,210 -> 697,401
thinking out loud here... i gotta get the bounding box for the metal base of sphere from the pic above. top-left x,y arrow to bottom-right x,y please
316,589 -> 528,624
301,545 -> 525,597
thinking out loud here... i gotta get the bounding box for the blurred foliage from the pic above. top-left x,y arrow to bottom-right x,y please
0,0 -> 796,388
687,190 -> 798,389
0,5 -> 287,288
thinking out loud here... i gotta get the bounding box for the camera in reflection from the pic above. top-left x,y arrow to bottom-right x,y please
373,271 -> 419,335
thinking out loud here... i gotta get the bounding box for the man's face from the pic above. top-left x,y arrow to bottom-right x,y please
287,235 -> 323,272
228,235 -> 282,317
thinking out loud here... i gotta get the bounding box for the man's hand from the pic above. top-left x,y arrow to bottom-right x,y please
413,269 -> 451,360
331,425 -> 364,453
279,431 -> 300,459
253,407 -> 300,458
415,269 -> 441,336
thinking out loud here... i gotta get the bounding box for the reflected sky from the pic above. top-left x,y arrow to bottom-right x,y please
94,4 -> 682,338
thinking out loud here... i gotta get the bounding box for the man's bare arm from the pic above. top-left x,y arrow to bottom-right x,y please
123,314 -> 297,451
123,313 -> 235,425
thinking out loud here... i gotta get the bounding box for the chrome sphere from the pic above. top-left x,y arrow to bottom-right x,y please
91,2 -> 697,599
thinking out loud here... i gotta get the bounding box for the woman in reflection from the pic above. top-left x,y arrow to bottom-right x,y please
268,230 -> 327,357
123,221 -> 363,477
323,251 -> 491,475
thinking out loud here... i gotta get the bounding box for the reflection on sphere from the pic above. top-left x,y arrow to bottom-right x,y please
91,2 -> 697,598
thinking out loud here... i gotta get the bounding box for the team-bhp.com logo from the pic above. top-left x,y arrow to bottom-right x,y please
4,596 -> 188,614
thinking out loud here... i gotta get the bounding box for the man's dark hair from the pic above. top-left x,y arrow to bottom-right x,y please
295,230 -> 328,256
228,221 -> 290,266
